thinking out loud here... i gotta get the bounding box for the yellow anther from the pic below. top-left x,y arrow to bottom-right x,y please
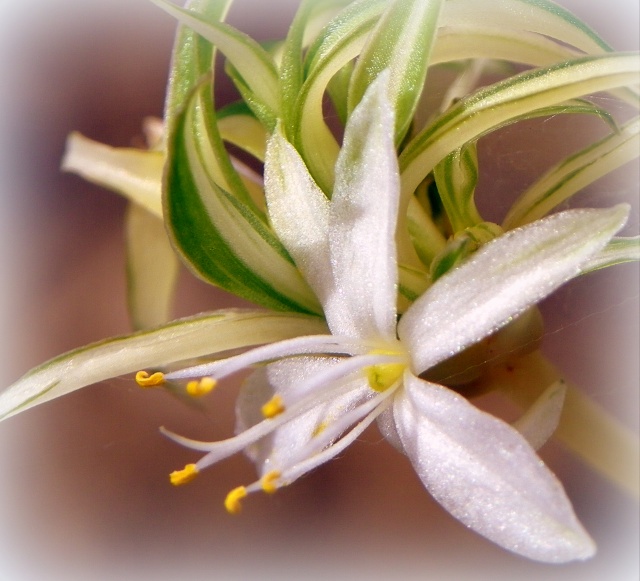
186,376 -> 217,397
261,471 -> 281,494
261,395 -> 285,419
135,370 -> 166,387
224,486 -> 248,514
169,463 -> 199,486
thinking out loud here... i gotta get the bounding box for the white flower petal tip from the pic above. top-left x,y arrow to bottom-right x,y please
395,375 -> 595,563
513,380 -> 567,450
327,70 -> 400,340
400,205 -> 630,374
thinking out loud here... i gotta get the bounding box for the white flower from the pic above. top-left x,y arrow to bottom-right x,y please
151,73 -> 627,563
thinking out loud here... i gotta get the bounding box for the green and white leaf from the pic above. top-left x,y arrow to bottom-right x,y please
163,0 -> 254,209
163,0 -> 232,123
399,53 -> 640,204
151,0 -> 280,124
161,0 -> 320,313
166,96 -> 321,314
292,0 -> 387,192
432,26 -> 582,70
439,0 -> 612,55
580,237 -> 640,274
433,142 -> 482,232
217,103 -> 268,161
407,194 -> 447,266
347,0 -> 444,143
504,116 -> 640,228
279,0 -> 353,126
0,311 -> 327,422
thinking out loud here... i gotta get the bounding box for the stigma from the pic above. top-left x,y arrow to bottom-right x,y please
364,349 -> 407,391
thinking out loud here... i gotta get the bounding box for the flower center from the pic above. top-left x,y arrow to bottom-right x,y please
365,349 -> 407,392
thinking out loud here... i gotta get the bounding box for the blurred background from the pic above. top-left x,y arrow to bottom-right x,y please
0,1 -> 637,579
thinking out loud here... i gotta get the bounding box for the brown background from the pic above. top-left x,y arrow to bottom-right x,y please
0,1 -> 638,579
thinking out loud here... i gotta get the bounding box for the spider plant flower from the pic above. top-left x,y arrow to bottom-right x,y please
1,0 -> 637,566
145,76 -> 629,563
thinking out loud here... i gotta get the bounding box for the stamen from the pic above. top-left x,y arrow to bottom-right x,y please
160,354 -> 399,466
261,395 -> 285,419
261,470 -> 281,494
281,389 -> 395,486
225,486 -> 247,514
135,370 -> 165,387
164,334 -> 366,381
170,463 -> 199,486
186,377 -> 217,397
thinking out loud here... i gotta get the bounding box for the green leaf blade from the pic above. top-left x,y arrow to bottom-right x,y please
400,53 -> 640,203
0,311 -> 327,422
347,0 -> 444,143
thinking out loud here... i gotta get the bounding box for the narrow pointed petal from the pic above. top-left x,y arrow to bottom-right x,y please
512,380 -> 567,451
326,71 -> 400,340
394,373 -> 595,562
264,126 -> 332,305
399,206 -> 629,374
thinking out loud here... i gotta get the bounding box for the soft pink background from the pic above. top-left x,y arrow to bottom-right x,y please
0,1 -> 638,580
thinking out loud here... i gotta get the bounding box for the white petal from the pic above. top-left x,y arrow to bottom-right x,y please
393,373 -> 595,563
513,380 -> 567,450
399,206 -> 629,373
376,406 -> 403,451
325,71 -> 400,340
264,125 -> 332,305
235,358 -> 371,476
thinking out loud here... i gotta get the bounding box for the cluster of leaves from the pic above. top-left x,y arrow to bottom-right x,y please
60,0 -> 640,331
129,0 -> 637,323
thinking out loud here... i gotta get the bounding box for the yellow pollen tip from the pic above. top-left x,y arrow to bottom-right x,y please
135,370 -> 166,387
186,376 -> 217,397
225,486 -> 248,514
261,395 -> 285,419
169,463 -> 199,486
261,471 -> 281,494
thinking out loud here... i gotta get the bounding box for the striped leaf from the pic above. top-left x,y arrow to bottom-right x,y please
580,237 -> 640,274
433,142 -> 482,233
347,0 -> 444,144
505,116 -> 640,228
399,53 -> 640,204
439,0 -> 612,54
152,0 -> 280,125
165,93 -> 321,314
293,0 -> 387,193
0,310 -> 327,421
